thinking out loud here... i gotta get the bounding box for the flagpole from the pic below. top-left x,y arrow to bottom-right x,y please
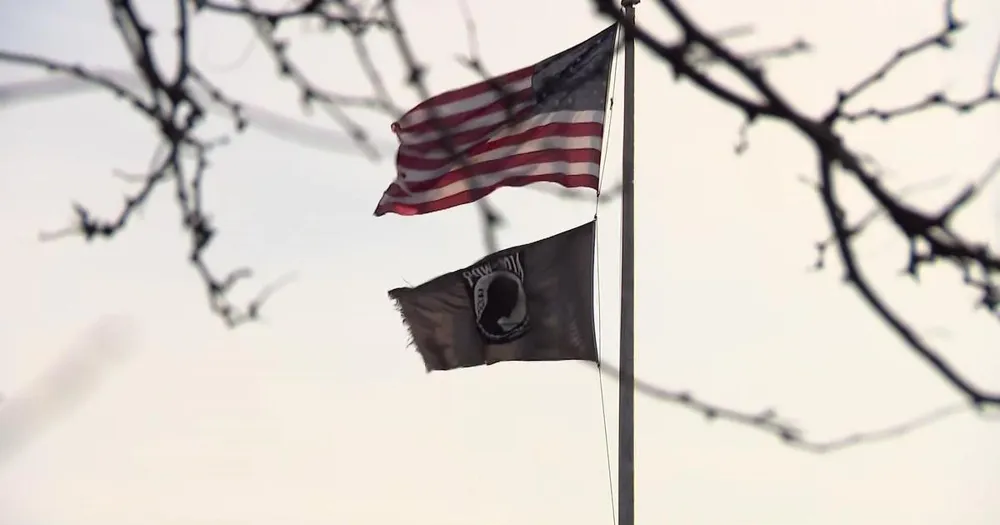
618,2 -> 638,525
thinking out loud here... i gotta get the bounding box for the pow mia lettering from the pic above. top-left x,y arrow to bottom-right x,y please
462,252 -> 530,343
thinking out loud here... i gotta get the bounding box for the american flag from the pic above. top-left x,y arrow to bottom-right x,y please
374,25 -> 619,217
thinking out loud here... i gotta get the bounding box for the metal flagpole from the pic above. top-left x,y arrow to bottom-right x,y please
618,2 -> 638,525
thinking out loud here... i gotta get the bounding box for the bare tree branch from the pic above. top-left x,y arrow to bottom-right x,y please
600,361 -> 981,452
593,0 -> 1000,408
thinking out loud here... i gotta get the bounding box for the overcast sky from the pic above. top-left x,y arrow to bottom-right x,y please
1,0 -> 999,524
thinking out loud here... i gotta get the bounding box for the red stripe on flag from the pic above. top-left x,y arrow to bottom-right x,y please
392,148 -> 602,194
375,174 -> 600,217
396,121 -> 604,171
398,88 -> 534,136
399,105 -> 536,155
393,67 -> 533,128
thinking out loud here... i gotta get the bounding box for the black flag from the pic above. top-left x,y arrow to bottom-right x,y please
389,221 -> 598,371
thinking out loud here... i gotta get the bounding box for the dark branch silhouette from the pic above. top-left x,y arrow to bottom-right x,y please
1,0 -> 997,450
598,361 -> 988,453
593,0 -> 1000,409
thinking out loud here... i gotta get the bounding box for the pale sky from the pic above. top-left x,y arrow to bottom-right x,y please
1,1 -> 999,524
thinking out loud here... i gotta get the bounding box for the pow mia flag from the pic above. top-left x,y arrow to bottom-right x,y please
388,221 -> 598,372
